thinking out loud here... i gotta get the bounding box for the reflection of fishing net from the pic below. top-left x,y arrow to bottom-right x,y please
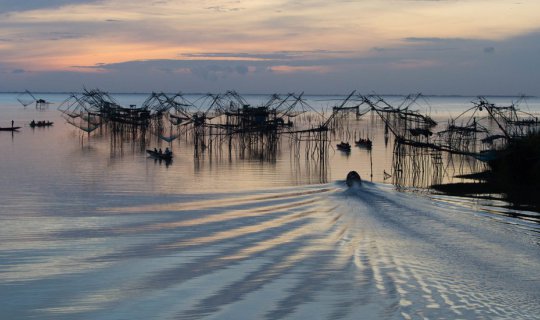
392,142 -> 445,189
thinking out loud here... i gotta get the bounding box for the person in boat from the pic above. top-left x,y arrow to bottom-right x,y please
154,147 -> 158,153
165,147 -> 171,155
30,120 -> 35,126
11,120 -> 14,128
159,148 -> 163,155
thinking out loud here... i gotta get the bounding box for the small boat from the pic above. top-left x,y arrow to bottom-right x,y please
355,138 -> 372,149
0,126 -> 21,131
472,149 -> 500,162
409,128 -> 432,138
146,149 -> 173,161
30,120 -> 54,127
337,142 -> 351,152
346,171 -> 362,187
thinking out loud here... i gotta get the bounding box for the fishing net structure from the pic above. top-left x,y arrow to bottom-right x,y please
58,89 -> 353,162
17,90 -> 52,109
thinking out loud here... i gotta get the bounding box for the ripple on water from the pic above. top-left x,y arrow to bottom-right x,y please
1,183 -> 539,319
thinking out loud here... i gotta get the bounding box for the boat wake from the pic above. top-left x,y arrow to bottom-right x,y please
1,183 -> 539,319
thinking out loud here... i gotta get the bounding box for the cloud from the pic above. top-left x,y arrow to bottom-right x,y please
179,50 -> 352,61
80,59 -> 265,81
0,0 -> 101,14
268,65 -> 332,73
190,65 -> 240,81
387,59 -> 441,69
404,37 -> 467,43
180,52 -> 294,61
204,6 -> 244,13
235,65 -> 249,75
1,30 -> 540,96
0,31 -> 87,43
47,31 -> 87,41
371,36 -> 496,59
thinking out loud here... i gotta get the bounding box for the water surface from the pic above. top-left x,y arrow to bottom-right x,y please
1,93 -> 539,319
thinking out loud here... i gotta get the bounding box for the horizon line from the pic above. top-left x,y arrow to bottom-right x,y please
0,91 -> 537,98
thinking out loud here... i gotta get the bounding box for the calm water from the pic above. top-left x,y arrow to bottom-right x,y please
1,93 -> 539,319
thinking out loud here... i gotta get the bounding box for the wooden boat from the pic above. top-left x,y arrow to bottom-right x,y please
355,138 -> 372,149
0,126 -> 21,131
337,142 -> 351,152
472,149 -> 500,162
146,149 -> 173,161
30,120 -> 54,127
409,128 -> 433,137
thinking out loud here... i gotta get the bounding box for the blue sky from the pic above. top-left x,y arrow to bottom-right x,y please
0,0 -> 539,95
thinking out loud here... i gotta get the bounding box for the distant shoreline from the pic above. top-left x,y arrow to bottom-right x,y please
0,91 -> 536,98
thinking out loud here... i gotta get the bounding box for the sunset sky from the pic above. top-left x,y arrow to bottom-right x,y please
1,0 -> 539,94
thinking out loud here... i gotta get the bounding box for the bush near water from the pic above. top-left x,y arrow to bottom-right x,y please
489,132 -> 540,186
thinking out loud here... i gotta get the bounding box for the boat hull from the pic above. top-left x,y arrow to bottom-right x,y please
337,143 -> 351,152
30,121 -> 54,127
0,127 -> 21,131
146,150 -> 173,161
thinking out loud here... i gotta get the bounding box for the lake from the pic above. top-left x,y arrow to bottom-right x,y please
1,92 -> 539,319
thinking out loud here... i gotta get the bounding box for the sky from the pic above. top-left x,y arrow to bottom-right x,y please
0,0 -> 539,95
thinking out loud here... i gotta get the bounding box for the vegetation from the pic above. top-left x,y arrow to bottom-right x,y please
431,132 -> 540,211
488,132 -> 540,186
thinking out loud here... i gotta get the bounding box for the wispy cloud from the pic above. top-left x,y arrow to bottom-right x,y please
204,5 -> 244,12
179,50 -> 354,61
268,65 -> 332,73
0,0 -> 101,14
403,37 -> 468,43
